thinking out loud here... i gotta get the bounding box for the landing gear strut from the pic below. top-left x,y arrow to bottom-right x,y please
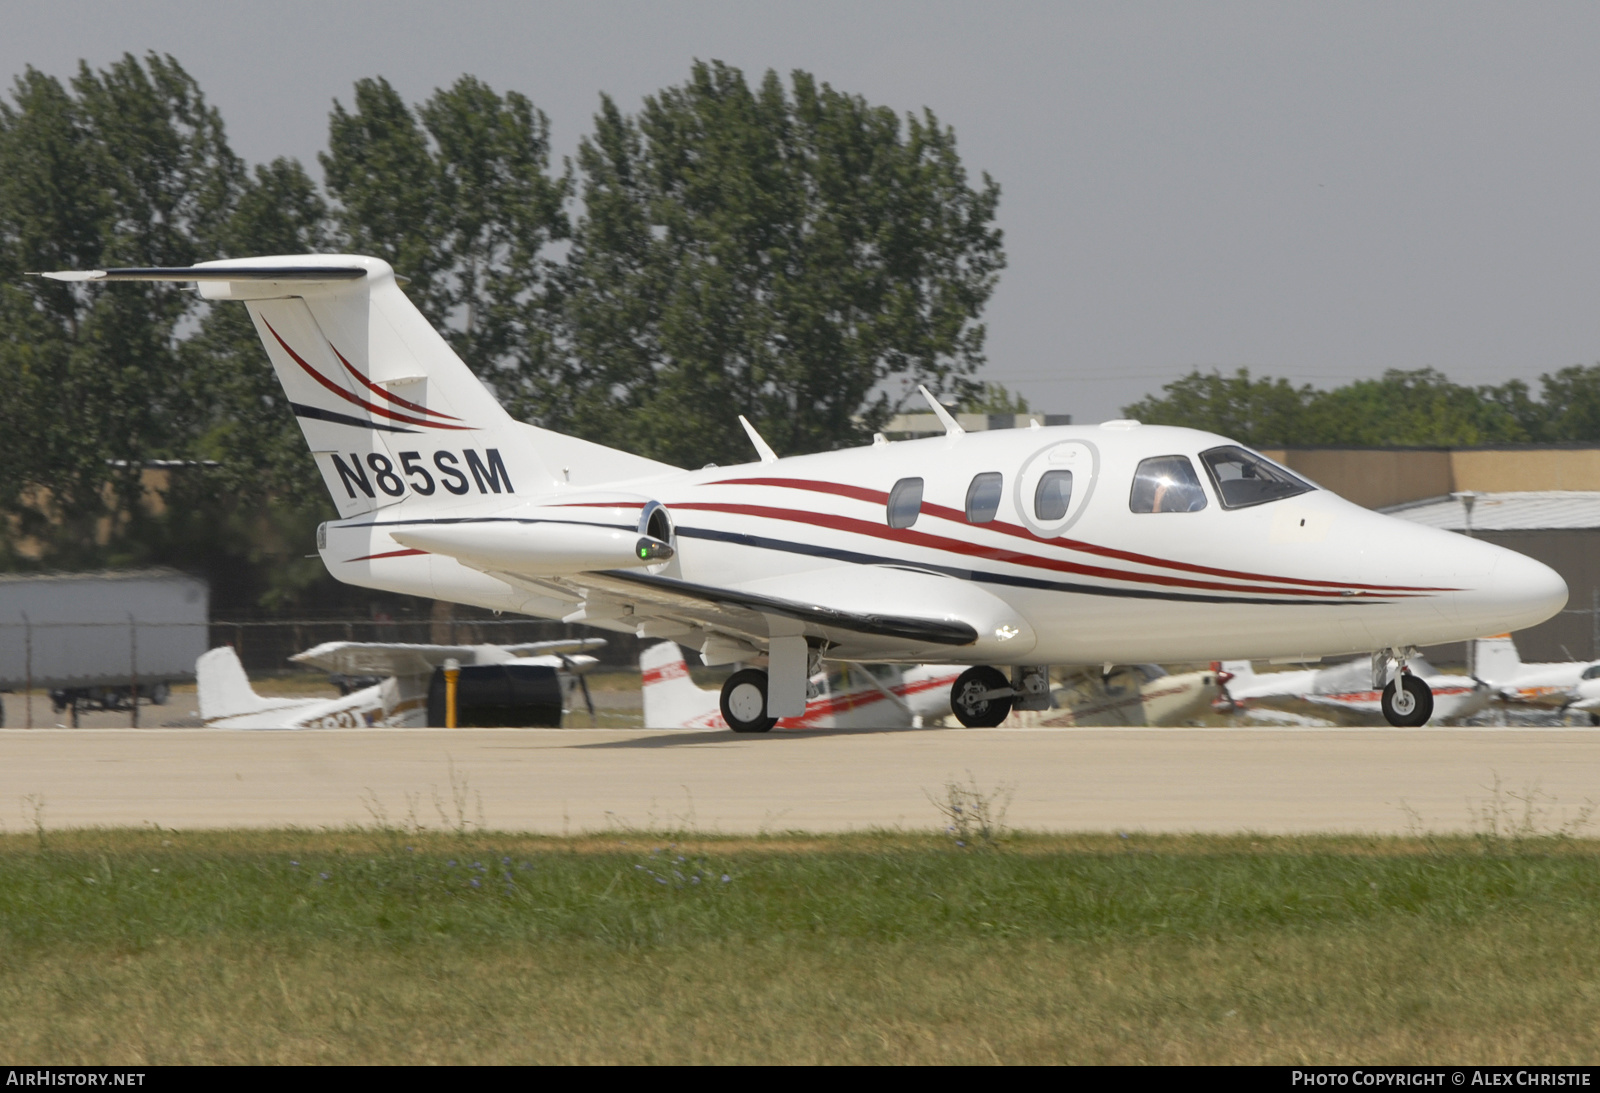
720,668 -> 778,733
951,665 -> 1013,728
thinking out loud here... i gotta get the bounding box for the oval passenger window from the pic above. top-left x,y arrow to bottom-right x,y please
965,472 -> 1003,523
1034,470 -> 1074,521
886,477 -> 924,529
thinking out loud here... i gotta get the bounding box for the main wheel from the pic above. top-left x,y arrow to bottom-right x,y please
720,668 -> 778,733
950,665 -> 1013,728
1381,674 -> 1434,727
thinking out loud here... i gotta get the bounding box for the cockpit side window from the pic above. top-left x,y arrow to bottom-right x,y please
886,477 -> 924,529
1200,446 -> 1314,509
1129,455 -> 1208,513
965,472 -> 1003,523
1583,665 -> 1600,681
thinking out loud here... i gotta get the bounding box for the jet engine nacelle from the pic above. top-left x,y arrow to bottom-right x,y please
392,517 -> 672,577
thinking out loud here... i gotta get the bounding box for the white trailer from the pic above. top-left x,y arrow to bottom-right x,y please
0,569 -> 209,725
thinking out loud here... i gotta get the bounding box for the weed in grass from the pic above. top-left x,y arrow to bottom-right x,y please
20,795 -> 44,850
1468,773 -> 1597,855
927,772 -> 1013,849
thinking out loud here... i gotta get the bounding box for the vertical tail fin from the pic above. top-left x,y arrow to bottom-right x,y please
640,642 -> 725,729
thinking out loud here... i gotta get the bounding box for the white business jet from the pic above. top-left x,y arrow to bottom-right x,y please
640,642 -> 959,729
196,638 -> 604,728
43,255 -> 1568,731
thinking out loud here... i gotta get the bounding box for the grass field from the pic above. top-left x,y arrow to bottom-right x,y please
3,827 -> 1599,1064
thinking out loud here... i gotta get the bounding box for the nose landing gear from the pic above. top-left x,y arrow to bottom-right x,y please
1375,649 -> 1435,727
951,665 -> 1014,728
1381,674 -> 1434,726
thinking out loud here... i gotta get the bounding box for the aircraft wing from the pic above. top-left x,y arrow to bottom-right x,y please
291,642 -> 483,678
577,569 -> 980,651
497,638 -> 609,659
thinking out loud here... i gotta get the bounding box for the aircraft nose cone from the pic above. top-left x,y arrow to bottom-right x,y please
1462,546 -> 1567,635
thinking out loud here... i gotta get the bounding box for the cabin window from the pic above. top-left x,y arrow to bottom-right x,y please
1583,665 -> 1600,681
1129,455 -> 1208,513
965,472 -> 1003,523
1033,470 -> 1074,521
886,477 -> 924,529
1200,446 -> 1315,509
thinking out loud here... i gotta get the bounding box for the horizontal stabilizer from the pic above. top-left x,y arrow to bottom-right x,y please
39,265 -> 367,283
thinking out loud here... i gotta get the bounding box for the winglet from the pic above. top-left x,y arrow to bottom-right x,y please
739,415 -> 779,464
917,385 -> 964,436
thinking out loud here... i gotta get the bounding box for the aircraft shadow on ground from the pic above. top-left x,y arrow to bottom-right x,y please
572,725 -> 935,749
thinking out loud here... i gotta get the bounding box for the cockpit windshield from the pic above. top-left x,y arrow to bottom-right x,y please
1200,446 -> 1315,509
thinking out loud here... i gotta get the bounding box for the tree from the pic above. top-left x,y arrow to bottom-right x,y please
962,381 -> 1030,415
555,61 -> 1005,466
1124,366 -> 1561,447
0,54 -> 242,564
1122,368 -> 1314,447
321,75 -> 570,405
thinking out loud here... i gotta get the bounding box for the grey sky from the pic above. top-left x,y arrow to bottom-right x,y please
6,1 -> 1600,422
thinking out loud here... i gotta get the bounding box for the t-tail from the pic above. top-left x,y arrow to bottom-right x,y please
40,255 -> 675,517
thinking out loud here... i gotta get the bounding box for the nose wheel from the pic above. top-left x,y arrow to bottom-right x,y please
950,666 -> 1013,728
1381,674 -> 1434,727
721,668 -> 778,733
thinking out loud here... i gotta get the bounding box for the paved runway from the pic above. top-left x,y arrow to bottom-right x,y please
3,726 -> 1598,834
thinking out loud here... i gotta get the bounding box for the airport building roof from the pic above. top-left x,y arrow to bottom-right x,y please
1382,491 -> 1600,531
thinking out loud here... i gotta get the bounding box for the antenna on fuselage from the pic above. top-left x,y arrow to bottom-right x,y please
917,385 -> 964,437
738,415 -> 779,464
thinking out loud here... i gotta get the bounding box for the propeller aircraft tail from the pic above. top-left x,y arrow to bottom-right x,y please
640,642 -> 725,729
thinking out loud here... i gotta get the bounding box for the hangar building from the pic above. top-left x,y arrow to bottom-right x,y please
1257,445 -> 1600,662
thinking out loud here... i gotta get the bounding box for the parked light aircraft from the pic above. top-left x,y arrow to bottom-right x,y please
1032,664 -> 1223,726
641,642 -> 958,729
1559,670 -> 1600,724
46,255 -> 1569,730
196,638 -> 603,728
1220,656 -> 1490,724
1471,634 -> 1600,707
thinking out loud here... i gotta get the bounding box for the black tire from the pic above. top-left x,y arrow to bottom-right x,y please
951,665 -> 1013,728
1381,674 -> 1433,727
149,682 -> 170,706
720,668 -> 778,733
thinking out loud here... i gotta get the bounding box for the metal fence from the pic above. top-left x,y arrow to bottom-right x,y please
2,616 -> 644,685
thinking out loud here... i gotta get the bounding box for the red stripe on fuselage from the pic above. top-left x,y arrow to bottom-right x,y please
344,547 -> 428,563
705,476 -> 1451,593
670,501 -> 1413,600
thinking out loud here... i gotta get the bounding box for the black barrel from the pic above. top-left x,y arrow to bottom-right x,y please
426,664 -> 564,727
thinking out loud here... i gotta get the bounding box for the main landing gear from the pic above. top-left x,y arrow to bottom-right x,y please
720,668 -> 778,733
951,666 -> 1013,728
